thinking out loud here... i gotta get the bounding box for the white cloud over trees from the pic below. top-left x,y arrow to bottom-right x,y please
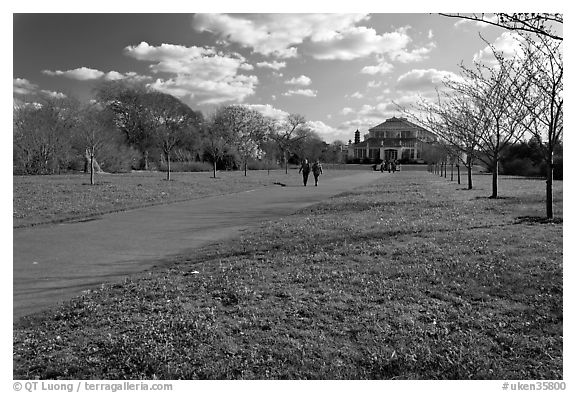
473,32 -> 524,64
42,67 -> 105,80
124,41 -> 259,105
13,78 -> 38,95
396,68 -> 461,91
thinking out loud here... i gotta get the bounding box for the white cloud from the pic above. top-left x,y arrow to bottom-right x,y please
285,75 -> 312,86
357,103 -> 395,117
104,71 -> 125,81
125,41 -> 258,105
428,29 -> 434,39
349,92 -> 363,99
256,60 -> 286,70
307,26 -> 411,61
42,67 -> 105,80
341,107 -> 354,115
125,41 -> 214,62
193,14 -> 433,64
361,61 -> 393,75
245,104 -> 289,120
283,89 -> 317,97
391,42 -> 436,63
13,78 -> 38,95
473,32 -> 524,64
396,68 -> 461,91
454,14 -> 499,28
307,120 -> 350,143
40,90 -> 67,99
192,13 -> 369,58
367,80 -> 383,89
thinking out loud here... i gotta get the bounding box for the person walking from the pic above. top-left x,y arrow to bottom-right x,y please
312,159 -> 323,186
299,158 -> 311,186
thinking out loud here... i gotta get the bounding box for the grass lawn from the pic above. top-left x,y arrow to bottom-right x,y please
13,166 -> 357,228
13,171 -> 562,379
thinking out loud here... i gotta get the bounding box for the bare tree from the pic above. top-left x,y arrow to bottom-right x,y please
424,92 -> 492,190
142,92 -> 202,181
95,81 -> 155,170
513,34 -> 563,218
74,104 -> 115,185
204,109 -> 233,178
13,97 -> 78,174
440,13 -> 563,41
270,113 -> 311,174
212,105 -> 269,176
447,46 -> 530,198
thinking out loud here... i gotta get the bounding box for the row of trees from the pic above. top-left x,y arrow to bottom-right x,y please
13,81 -> 343,183
404,21 -> 562,219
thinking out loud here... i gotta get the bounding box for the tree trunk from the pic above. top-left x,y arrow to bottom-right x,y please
457,165 -> 461,185
90,151 -> 95,185
166,151 -> 171,181
213,160 -> 217,179
143,150 -> 149,171
284,151 -> 288,174
546,152 -> 554,219
491,155 -> 498,198
244,160 -> 247,176
450,163 -> 454,181
466,156 -> 472,189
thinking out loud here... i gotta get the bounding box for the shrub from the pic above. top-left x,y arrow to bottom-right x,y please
501,158 -> 542,177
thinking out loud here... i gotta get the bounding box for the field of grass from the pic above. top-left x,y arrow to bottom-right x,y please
12,166 -> 357,228
13,171 -> 562,379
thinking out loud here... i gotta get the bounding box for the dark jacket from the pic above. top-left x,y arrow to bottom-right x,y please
312,162 -> 323,175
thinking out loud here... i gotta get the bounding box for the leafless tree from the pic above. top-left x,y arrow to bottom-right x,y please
142,92 -> 202,181
440,13 -> 563,41
13,97 -> 79,174
74,104 -> 115,185
447,46 -> 530,198
512,34 -> 563,218
212,105 -> 269,176
204,109 -> 233,178
270,113 -> 311,174
95,81 -> 155,170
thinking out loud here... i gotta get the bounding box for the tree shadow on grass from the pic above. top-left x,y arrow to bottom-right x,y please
474,196 -> 516,200
515,216 -> 563,225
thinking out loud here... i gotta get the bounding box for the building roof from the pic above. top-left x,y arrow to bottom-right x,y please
368,116 -> 433,134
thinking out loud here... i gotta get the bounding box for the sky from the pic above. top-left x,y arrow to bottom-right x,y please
11,12 -> 553,143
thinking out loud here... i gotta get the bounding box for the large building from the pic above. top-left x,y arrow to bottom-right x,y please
347,117 -> 438,163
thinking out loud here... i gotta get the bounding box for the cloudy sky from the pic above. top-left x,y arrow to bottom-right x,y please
13,12 -> 531,143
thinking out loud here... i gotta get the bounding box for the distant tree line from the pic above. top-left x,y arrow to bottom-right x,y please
13,80 -> 346,181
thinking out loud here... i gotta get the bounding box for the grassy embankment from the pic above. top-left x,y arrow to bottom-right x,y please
13,166 -> 354,228
13,171 -> 562,379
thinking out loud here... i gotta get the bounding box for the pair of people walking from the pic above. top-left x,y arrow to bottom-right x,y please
299,159 -> 323,186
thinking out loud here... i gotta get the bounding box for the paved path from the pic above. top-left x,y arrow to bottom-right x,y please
14,172 -> 379,319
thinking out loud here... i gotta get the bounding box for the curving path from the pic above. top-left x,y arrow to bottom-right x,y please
13,171 -> 379,319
